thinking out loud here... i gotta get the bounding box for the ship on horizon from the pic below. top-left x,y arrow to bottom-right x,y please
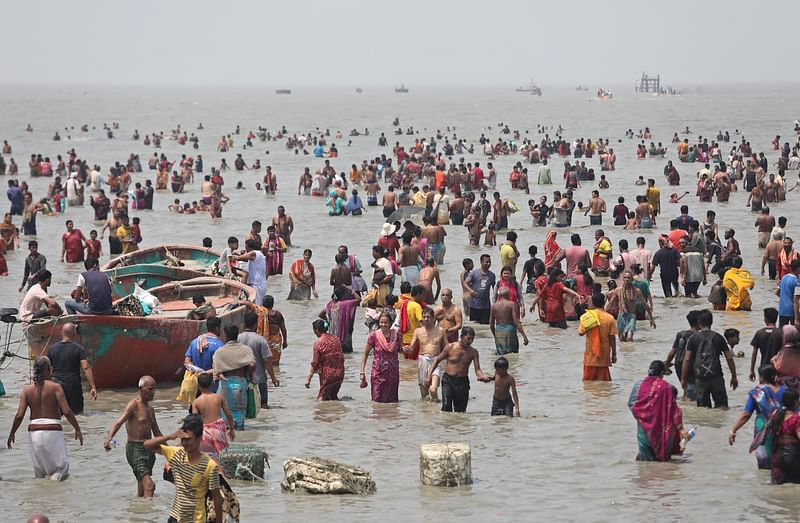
516,80 -> 542,96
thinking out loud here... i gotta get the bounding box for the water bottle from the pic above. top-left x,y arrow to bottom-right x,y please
680,427 -> 697,450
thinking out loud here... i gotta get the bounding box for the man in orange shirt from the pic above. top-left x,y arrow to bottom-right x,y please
668,219 -> 688,253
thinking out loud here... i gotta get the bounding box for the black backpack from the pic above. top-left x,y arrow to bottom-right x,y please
693,332 -> 722,379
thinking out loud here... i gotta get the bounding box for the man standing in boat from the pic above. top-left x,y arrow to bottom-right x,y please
64,257 -> 114,315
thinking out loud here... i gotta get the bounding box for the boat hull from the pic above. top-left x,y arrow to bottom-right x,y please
102,244 -> 220,271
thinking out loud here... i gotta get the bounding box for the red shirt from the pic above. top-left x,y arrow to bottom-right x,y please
378,235 -> 400,260
668,229 -> 688,252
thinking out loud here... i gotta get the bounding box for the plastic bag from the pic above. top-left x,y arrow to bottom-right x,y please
132,284 -> 162,314
176,370 -> 198,405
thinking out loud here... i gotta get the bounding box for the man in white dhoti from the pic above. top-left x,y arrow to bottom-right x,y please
7,356 -> 83,481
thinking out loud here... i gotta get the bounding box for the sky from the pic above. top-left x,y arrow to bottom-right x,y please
5,0 -> 798,86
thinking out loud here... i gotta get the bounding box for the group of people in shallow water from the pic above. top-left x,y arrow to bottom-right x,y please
6,116 -> 800,523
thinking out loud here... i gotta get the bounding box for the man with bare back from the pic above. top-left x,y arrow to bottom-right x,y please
7,356 -> 83,481
490,286 -> 529,354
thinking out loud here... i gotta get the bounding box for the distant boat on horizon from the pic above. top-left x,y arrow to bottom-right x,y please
395,84 -> 409,93
516,80 -> 542,96
355,87 -> 363,93
575,85 -> 589,91
596,88 -> 614,100
275,89 -> 291,95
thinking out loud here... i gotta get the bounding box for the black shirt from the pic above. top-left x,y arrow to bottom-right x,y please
672,329 -> 696,383
48,341 -> 87,385
685,329 -> 729,378
652,247 -> 681,277
750,326 -> 782,369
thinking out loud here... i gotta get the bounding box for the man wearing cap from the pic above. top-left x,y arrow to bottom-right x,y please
378,223 -> 400,260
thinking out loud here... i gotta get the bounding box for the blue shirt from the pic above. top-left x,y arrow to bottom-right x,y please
185,334 -> 224,371
345,196 -> 363,212
779,274 -> 800,317
314,145 -> 325,158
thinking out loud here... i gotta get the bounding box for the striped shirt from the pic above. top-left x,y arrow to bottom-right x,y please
161,445 -> 219,523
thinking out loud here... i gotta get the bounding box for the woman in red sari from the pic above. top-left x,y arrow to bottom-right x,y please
264,225 -> 287,276
305,319 -> 345,401
359,311 -> 401,403
532,268 -> 581,329
494,266 -> 525,318
543,230 -> 564,270
288,249 -> 318,300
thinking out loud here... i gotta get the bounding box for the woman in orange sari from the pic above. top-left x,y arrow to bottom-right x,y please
543,230 -> 564,270
0,213 -> 19,252
288,249 -> 318,301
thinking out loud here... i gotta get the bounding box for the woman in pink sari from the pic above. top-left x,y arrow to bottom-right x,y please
628,360 -> 689,461
264,225 -> 287,275
359,311 -> 401,403
321,285 -> 360,353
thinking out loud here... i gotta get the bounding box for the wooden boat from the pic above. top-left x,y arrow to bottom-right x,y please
103,264 -> 207,300
24,278 -> 255,389
102,244 -> 220,272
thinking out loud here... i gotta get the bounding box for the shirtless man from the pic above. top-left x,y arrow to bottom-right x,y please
418,258 -> 441,304
272,205 -> 293,246
103,375 -> 162,497
365,174 -> 381,207
100,213 -> 122,256
490,286 -> 529,355
200,176 -> 214,207
425,326 -> 490,413
634,195 -> 655,229
298,168 -> 313,195
330,253 -> 352,289
398,234 -> 420,285
246,220 -> 263,246
382,185 -> 398,219
190,373 -> 235,459
605,271 -> 655,341
762,231 -> 784,280
264,166 -> 277,194
584,190 -> 606,225
7,356 -> 83,481
754,207 -> 775,249
408,308 -> 445,400
435,288 -> 463,344
422,216 -> 447,264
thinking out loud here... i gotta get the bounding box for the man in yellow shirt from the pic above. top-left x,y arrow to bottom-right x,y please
145,413 -> 223,523
646,179 -> 661,217
578,293 -> 618,381
499,231 -> 520,278
116,216 -> 138,254
401,285 -> 426,357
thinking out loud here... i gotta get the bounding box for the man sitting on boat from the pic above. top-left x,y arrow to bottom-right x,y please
186,294 -> 217,320
64,257 -> 114,315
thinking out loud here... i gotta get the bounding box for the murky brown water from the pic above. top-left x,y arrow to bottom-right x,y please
1,85 -> 799,521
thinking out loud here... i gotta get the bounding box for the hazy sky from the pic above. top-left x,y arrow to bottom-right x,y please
6,0 -> 798,86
